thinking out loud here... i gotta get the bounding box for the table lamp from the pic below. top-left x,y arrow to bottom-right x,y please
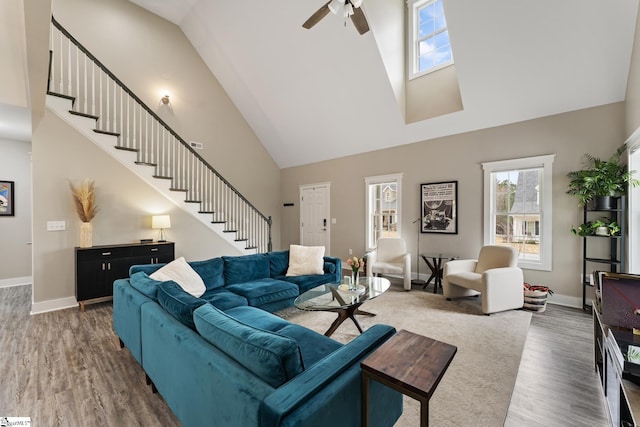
152,215 -> 171,242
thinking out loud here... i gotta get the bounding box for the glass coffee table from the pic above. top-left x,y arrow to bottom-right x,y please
294,277 -> 390,337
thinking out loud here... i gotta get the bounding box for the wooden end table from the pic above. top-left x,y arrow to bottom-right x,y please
361,330 -> 457,427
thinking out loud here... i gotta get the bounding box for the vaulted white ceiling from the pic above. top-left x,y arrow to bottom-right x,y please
131,1 -> 638,168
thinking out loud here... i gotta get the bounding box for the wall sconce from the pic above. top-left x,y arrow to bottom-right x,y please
161,94 -> 171,105
152,215 -> 171,242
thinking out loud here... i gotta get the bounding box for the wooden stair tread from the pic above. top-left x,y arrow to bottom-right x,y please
69,110 -> 98,120
47,91 -> 75,103
94,129 -> 121,137
114,146 -> 139,152
135,161 -> 157,167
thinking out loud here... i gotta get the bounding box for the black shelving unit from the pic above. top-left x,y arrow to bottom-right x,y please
582,196 -> 626,310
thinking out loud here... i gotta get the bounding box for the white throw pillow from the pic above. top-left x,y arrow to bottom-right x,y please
150,256 -> 206,297
286,245 -> 325,276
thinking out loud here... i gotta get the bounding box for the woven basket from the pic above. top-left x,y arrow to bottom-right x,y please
523,289 -> 548,312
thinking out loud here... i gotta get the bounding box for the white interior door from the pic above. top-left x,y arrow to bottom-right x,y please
300,183 -> 330,252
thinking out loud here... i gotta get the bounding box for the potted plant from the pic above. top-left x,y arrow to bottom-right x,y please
566,145 -> 639,209
571,218 -> 621,237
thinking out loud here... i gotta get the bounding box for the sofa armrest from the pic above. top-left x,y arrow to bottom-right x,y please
260,324 -> 397,426
323,256 -> 342,282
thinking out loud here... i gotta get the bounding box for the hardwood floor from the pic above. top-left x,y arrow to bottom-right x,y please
0,285 -> 180,426
0,285 -> 610,426
505,304 -> 610,426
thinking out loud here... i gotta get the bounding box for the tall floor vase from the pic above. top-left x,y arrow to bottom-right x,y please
80,222 -> 93,248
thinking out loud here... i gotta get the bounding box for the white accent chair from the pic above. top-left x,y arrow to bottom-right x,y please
367,237 -> 412,291
443,245 -> 524,314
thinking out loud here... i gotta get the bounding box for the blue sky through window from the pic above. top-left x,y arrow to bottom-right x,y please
416,0 -> 452,73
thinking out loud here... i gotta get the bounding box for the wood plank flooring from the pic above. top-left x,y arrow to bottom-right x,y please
505,304 -> 610,426
0,285 -> 610,426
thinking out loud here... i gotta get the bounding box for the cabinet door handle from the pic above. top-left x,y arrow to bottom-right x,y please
102,252 -> 111,256
107,263 -> 111,271
102,263 -> 106,271
151,248 -> 159,252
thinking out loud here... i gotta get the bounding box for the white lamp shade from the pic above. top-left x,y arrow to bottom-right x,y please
152,215 -> 171,229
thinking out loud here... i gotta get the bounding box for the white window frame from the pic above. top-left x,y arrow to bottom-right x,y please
365,173 -> 403,251
407,0 -> 454,80
482,154 -> 555,271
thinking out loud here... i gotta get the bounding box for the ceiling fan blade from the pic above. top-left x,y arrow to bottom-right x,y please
351,7 -> 370,35
302,2 -> 332,29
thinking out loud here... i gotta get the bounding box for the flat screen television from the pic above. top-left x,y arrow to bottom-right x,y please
602,272 -> 640,330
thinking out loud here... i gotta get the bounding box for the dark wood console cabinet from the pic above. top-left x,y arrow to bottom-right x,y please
75,241 -> 174,311
594,306 -> 640,426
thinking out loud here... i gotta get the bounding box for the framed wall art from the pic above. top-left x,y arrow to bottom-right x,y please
0,180 -> 15,216
421,181 -> 457,234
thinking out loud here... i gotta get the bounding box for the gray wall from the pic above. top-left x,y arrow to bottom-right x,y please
280,103 -> 626,307
0,139 -> 32,285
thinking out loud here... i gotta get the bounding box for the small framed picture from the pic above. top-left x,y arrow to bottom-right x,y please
421,181 -> 457,234
0,180 -> 14,216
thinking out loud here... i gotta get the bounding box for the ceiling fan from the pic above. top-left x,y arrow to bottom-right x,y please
302,0 -> 370,35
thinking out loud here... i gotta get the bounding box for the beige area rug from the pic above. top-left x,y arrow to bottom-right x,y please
278,285 -> 532,427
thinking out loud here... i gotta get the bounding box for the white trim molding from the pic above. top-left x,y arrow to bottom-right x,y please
0,276 -> 32,288
30,296 -> 78,315
482,154 -> 555,271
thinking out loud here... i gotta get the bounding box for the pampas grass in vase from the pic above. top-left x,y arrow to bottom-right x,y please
70,179 -> 97,248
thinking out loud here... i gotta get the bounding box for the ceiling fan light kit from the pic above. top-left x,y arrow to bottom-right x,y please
303,0 -> 370,35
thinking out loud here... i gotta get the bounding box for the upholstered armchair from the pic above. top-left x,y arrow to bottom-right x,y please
367,237 -> 412,291
442,245 -> 524,314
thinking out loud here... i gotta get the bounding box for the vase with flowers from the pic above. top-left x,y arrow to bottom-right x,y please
70,179 -> 98,248
346,256 -> 364,290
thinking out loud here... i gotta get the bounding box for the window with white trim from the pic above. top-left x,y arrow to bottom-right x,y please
365,174 -> 403,251
407,0 -> 454,79
482,155 -> 555,271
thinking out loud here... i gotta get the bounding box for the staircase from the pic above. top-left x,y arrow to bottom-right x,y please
46,17 -> 271,254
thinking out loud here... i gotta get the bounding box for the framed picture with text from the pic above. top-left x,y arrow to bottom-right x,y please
421,181 -> 457,234
0,180 -> 15,216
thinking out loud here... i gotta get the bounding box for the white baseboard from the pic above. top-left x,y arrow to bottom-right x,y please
546,293 -> 582,309
30,296 -> 78,315
0,276 -> 32,288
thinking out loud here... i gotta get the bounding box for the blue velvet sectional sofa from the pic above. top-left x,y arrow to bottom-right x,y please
113,250 -> 403,427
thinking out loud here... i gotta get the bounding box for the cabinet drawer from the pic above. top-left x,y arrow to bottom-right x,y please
76,246 -> 132,262
131,244 -> 174,257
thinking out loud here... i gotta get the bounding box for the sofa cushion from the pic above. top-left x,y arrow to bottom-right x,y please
225,306 -> 343,368
188,257 -> 225,291
131,258 -> 224,292
286,245 -> 325,276
151,257 -> 206,297
223,254 -> 270,286
129,271 -> 163,301
226,278 -> 299,308
268,250 -> 290,277
193,304 -> 304,388
277,274 -> 334,294
447,271 -> 483,292
157,280 -> 207,330
201,287 -> 249,311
